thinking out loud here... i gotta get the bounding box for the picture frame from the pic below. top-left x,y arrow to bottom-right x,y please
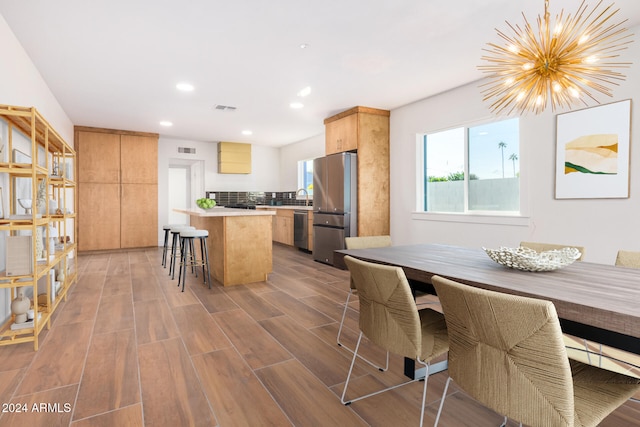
0,187 -> 4,219
555,99 -> 632,199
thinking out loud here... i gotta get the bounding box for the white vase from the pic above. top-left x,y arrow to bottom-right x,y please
11,287 -> 30,324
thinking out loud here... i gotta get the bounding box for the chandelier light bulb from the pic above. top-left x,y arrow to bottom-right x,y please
478,0 -> 633,115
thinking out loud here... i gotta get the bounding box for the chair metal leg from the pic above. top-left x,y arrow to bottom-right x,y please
418,358 -> 430,427
337,290 -> 389,372
199,237 -> 206,281
179,237 -> 191,292
434,376 -> 452,426
190,239 -> 197,276
336,290 -> 352,347
341,332 -> 364,405
169,233 -> 176,276
178,237 -> 186,288
202,237 -> 211,288
342,331 -> 431,426
161,229 -> 170,267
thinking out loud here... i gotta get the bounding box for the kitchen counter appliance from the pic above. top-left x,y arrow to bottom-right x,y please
312,152 -> 357,265
293,210 -> 309,251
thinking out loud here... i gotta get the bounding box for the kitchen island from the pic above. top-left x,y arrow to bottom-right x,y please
175,208 -> 276,286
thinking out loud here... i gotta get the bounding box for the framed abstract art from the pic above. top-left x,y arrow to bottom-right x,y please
555,99 -> 631,199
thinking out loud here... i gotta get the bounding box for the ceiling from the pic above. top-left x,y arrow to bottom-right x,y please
2,0 -> 640,147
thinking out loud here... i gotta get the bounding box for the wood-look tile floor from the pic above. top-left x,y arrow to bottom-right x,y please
0,244 -> 638,426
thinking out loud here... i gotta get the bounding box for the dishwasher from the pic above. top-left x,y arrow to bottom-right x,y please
293,210 -> 309,251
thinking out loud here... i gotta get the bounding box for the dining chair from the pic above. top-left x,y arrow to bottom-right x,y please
341,256 -> 449,427
520,241 -> 585,261
338,235 -> 393,371
520,241 -> 599,365
431,275 -> 640,427
571,249 -> 640,370
616,249 -> 640,268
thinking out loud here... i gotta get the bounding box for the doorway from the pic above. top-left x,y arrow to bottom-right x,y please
168,159 -> 205,225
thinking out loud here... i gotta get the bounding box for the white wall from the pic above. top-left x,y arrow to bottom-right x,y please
0,15 -> 74,323
278,133 -> 325,189
157,137 -> 282,243
0,16 -> 73,143
390,27 -> 640,265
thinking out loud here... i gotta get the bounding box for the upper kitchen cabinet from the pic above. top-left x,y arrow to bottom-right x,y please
324,106 -> 389,155
218,142 -> 251,174
76,127 -> 158,251
324,106 -> 390,237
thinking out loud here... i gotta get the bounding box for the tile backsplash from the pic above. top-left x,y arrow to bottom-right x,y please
205,191 -> 312,207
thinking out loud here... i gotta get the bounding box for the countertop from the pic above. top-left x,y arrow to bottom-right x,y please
255,205 -> 313,211
175,208 -> 276,217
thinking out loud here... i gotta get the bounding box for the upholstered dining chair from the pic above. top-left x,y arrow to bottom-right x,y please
338,235 -> 393,370
431,275 -> 640,427
341,256 -> 449,427
520,241 -> 599,365
616,249 -> 640,268
573,249 -> 640,368
520,241 -> 585,261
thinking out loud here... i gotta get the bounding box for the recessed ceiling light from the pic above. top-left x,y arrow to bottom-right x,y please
176,82 -> 194,92
242,130 -> 253,135
160,121 -> 173,127
299,43 -> 309,49
297,86 -> 311,97
290,102 -> 304,109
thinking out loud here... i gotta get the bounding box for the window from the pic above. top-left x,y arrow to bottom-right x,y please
297,159 -> 314,197
422,118 -> 519,213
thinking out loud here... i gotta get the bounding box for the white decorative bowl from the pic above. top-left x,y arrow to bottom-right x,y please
18,198 -> 32,209
483,246 -> 581,272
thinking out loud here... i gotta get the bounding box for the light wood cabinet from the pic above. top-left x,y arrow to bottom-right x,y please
78,183 -> 120,251
256,207 -> 312,249
272,209 -> 294,246
0,105 -> 78,350
121,183 -> 158,248
324,106 -> 390,236
325,113 -> 358,154
76,127 -> 158,251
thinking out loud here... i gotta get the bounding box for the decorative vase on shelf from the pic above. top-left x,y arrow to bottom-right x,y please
35,227 -> 44,260
11,287 -> 30,324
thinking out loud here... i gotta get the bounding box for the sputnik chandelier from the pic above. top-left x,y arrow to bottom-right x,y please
479,0 -> 633,115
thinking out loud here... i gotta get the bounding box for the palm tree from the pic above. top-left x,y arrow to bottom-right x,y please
509,153 -> 518,177
498,141 -> 507,178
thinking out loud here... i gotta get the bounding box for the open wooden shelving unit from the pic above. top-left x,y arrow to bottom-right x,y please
0,104 -> 77,350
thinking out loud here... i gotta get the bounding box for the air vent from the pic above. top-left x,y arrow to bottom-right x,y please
213,104 -> 237,111
178,147 -> 196,154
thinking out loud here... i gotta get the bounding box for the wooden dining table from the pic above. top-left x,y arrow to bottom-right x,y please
335,243 -> 640,377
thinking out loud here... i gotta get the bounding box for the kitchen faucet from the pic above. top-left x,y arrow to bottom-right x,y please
296,188 -> 309,206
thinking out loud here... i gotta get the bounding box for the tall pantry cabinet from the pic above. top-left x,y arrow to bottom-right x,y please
324,106 -> 390,237
75,127 -> 158,251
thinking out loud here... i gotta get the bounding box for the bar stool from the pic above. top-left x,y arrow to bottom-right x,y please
169,225 -> 195,279
178,229 -> 211,292
161,224 -> 183,267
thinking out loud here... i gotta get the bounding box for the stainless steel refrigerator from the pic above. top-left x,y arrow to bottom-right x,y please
312,152 -> 357,265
